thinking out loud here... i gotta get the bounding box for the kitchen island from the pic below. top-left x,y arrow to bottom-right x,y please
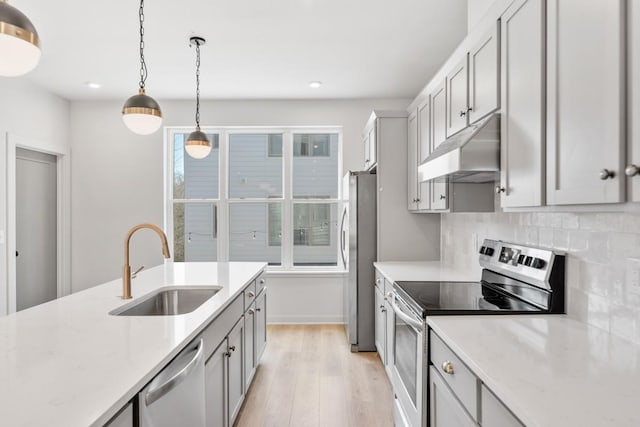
0,262 -> 266,427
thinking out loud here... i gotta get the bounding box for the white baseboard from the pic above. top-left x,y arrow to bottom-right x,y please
267,314 -> 345,324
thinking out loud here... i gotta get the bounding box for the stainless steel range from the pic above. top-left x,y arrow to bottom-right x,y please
390,239 -> 565,427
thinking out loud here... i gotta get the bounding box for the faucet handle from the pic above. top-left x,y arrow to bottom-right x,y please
132,265 -> 145,279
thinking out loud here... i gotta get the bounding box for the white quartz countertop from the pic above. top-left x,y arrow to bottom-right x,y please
373,261 -> 478,282
0,262 -> 266,427
427,315 -> 640,427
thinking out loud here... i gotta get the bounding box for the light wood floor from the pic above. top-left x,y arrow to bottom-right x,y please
235,324 -> 394,427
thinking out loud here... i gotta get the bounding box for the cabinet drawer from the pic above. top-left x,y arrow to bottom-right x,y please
256,273 -> 266,295
481,385 -> 524,427
202,294 -> 243,361
244,280 -> 257,310
429,331 -> 479,421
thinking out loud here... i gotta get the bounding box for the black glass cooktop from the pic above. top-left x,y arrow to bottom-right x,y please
394,280 -> 542,318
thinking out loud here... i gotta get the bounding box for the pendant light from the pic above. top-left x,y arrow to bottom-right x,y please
185,36 -> 211,159
122,0 -> 162,135
0,0 -> 41,77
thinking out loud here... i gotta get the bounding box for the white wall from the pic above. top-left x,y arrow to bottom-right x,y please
0,78 -> 70,314
442,211 -> 640,345
69,98 -> 410,322
467,0 -> 495,33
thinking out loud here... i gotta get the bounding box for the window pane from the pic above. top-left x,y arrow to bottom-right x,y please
293,203 -> 338,266
174,133 -> 220,199
293,133 -> 339,199
173,203 -> 217,262
229,203 -> 282,266
229,134 -> 283,199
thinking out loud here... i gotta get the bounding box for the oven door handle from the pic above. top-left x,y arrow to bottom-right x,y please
392,297 -> 423,331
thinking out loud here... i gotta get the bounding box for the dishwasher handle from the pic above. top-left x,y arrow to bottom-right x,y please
145,338 -> 204,406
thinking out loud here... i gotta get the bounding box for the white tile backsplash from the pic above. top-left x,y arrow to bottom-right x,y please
441,211 -> 640,345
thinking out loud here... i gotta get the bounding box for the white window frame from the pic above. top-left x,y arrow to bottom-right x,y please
164,126 -> 344,272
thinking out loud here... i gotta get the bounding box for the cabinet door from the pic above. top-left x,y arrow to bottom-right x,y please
374,285 -> 386,364
227,320 -> 244,426
407,110 -> 419,211
499,0 -> 545,207
429,367 -> 476,427
481,385 -> 524,427
363,133 -> 371,170
244,305 -> 256,390
431,82 -> 449,210
369,126 -> 377,169
469,22 -> 500,124
417,100 -> 431,210
384,296 -> 394,378
546,0 -> 625,205
255,290 -> 267,363
105,403 -> 133,427
205,341 -> 227,427
446,56 -> 469,137
629,0 -> 640,201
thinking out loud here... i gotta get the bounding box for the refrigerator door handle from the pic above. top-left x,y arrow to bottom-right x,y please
340,207 -> 348,269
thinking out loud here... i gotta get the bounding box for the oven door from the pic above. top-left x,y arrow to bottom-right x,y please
391,292 -> 424,427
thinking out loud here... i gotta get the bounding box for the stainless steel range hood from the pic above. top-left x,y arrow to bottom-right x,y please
418,113 -> 500,183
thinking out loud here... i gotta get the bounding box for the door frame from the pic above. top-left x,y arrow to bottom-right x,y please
3,133 -> 71,314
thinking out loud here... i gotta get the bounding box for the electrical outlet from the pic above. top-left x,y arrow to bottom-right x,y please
627,258 -> 640,296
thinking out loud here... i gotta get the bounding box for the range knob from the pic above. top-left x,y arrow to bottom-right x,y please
484,247 -> 495,256
531,258 -> 546,269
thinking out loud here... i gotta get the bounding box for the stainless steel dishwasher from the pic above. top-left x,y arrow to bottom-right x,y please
138,338 -> 205,427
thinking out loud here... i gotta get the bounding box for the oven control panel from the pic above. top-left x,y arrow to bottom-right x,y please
478,239 -> 563,290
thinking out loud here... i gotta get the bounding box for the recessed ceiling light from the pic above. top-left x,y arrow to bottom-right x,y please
84,81 -> 101,89
309,81 -> 322,89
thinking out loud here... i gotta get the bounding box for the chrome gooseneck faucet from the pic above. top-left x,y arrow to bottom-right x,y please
122,223 -> 171,299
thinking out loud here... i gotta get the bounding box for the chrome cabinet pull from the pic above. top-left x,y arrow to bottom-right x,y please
599,169 -> 615,180
247,291 -> 255,298
495,186 -> 506,194
248,308 -> 255,315
440,194 -> 446,200
625,164 -> 639,177
259,279 -> 265,284
256,307 -> 262,312
459,110 -> 466,117
442,361 -> 454,375
229,345 -> 236,353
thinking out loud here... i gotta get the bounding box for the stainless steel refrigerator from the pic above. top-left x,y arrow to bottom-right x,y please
341,171 -> 377,352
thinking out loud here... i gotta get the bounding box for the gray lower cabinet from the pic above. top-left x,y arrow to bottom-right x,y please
374,284 -> 386,364
244,302 -> 256,390
429,366 -> 476,427
104,403 -> 133,427
429,330 -> 524,427
227,320 -> 245,425
205,341 -> 227,427
255,289 -> 267,362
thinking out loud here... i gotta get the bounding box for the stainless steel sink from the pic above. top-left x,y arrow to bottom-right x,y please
110,286 -> 221,316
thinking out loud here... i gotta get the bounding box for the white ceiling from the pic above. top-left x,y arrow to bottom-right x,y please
17,0 -> 468,101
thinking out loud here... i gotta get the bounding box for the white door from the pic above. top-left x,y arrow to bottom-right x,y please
629,0 -> 640,201
499,0 -> 546,208
468,22 -> 500,124
417,100 -> 431,211
407,110 -> 419,211
546,0 -> 625,205
16,148 -> 58,311
446,56 -> 469,137
430,82 -> 449,211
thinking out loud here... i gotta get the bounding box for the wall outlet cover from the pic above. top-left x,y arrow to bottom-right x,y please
626,258 -> 640,296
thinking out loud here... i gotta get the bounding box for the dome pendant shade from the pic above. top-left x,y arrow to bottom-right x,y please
0,1 -> 41,77
122,89 -> 163,135
185,129 -> 212,159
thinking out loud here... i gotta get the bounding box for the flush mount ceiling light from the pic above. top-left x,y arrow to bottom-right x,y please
0,0 -> 41,77
309,81 -> 323,89
121,0 -> 162,135
84,81 -> 101,89
185,36 -> 211,160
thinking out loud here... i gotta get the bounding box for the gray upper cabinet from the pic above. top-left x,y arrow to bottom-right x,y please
407,110 -> 420,211
546,0 -> 626,205
629,0 -> 640,201
431,81 -> 449,211
499,0 -> 546,208
417,100 -> 431,211
468,22 -> 500,124
446,56 -> 469,137
364,121 -> 377,171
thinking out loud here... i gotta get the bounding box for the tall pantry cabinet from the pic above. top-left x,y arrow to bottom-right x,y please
629,0 -> 640,201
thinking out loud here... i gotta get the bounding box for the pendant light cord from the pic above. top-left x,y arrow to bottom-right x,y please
138,0 -> 148,90
195,41 -> 202,129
